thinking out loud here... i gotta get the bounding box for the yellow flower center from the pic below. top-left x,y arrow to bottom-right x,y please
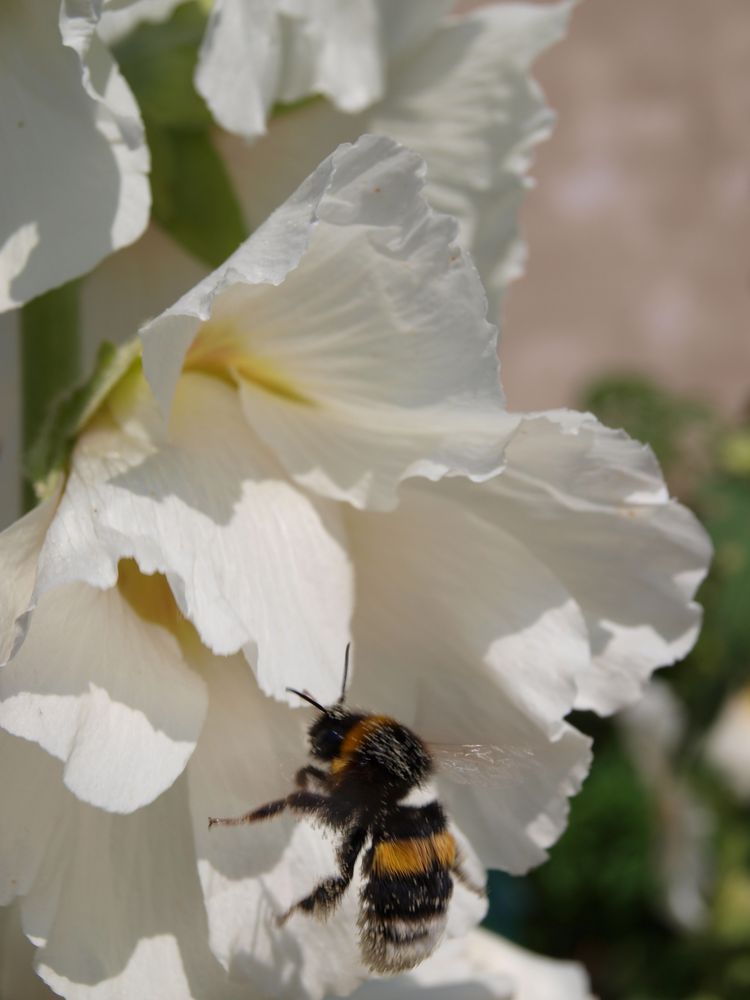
185,323 -> 315,406
117,559 -> 202,656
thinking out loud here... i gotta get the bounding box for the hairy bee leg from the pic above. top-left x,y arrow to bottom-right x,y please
208,791 -> 332,830
451,858 -> 487,899
294,765 -> 330,791
277,826 -> 367,927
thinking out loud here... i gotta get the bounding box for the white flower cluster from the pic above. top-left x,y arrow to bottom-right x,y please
0,3 -> 711,1000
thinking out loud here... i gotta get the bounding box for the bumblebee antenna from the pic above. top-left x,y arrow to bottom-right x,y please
286,688 -> 326,713
339,642 -> 351,704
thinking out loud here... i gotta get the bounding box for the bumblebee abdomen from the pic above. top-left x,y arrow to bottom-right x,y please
358,829 -> 455,974
370,831 -> 456,878
358,865 -> 452,974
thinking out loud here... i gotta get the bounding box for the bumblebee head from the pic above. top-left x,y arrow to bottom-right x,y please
287,644 -> 361,761
306,703 -> 364,761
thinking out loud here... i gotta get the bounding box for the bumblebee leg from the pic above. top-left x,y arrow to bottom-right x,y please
208,791 -> 332,830
451,857 -> 487,899
294,765 -> 330,791
277,826 -> 367,926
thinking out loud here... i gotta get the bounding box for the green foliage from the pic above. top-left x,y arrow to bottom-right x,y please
699,476 -> 750,665
20,280 -> 81,510
145,125 -> 246,267
529,734 -> 658,929
666,468 -> 750,734
112,3 -> 212,128
114,2 -> 247,267
24,339 -> 142,502
582,375 -> 716,472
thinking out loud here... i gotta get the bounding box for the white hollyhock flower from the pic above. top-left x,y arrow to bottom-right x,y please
621,682 -> 712,930
95,0 -> 184,46
705,685 -> 750,801
0,136 -> 709,998
71,0 -> 568,364
196,0 -> 390,133
203,0 -> 571,311
0,0 -> 160,312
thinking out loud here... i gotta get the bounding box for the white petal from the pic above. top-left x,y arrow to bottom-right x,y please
213,103 -> 369,257
371,2 -> 572,313
485,411 -> 712,713
143,135 -> 511,510
79,224 -> 206,369
705,687 -> 750,801
195,0 -> 281,139
351,928 -> 593,1000
621,683 -> 712,930
346,482 -> 592,873
0,730 -> 247,999
196,0 -> 385,138
658,785 -> 712,931
619,678 -> 686,759
0,490 -> 59,665
274,0 -> 384,111
189,654 -> 362,999
97,0 -> 185,47
440,722 -> 589,875
141,137 -> 341,407
460,930 -> 593,1000
0,730 -> 68,911
0,903 -> 58,1000
35,370 -> 353,702
189,654 -> 485,1000
0,0 -> 149,311
0,576 -> 207,813
214,3 -> 568,313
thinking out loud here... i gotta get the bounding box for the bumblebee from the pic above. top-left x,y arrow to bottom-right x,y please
208,646 -> 485,974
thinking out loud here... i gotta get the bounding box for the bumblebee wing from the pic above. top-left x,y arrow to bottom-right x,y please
428,742 -> 540,789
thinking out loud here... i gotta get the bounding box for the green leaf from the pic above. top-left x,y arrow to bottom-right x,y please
146,123 -> 247,268
113,2 -> 211,129
21,280 -> 81,510
583,375 -> 715,472
530,739 -> 658,925
25,339 -> 142,501
699,476 -> 750,661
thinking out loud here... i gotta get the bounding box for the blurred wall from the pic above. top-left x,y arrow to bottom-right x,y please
499,0 -> 750,417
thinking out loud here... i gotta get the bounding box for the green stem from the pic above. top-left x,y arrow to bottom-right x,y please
20,280 -> 81,510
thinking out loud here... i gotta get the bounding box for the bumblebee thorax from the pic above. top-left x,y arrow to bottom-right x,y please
330,715 -> 433,793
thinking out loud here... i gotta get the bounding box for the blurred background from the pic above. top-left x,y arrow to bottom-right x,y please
500,0 -> 750,419
482,2 -> 750,998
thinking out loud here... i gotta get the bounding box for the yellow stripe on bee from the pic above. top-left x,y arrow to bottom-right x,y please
331,715 -> 395,776
341,716 -> 395,756
372,832 -> 456,878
